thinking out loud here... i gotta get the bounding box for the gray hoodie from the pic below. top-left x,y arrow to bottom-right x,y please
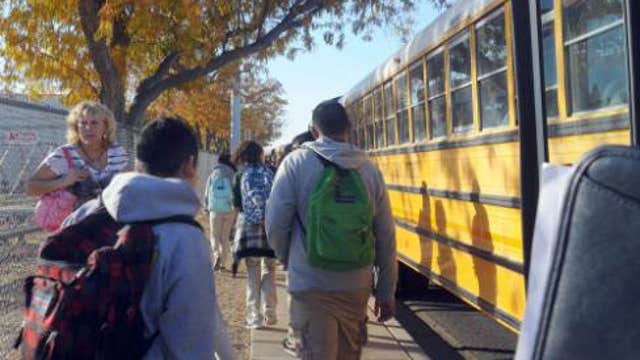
68,172 -> 233,360
265,137 -> 397,302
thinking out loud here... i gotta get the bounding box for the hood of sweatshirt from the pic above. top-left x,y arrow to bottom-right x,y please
101,172 -> 200,223
301,136 -> 368,170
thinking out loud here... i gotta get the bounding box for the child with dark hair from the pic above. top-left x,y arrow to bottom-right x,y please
231,140 -> 278,329
64,117 -> 233,359
266,100 -> 397,359
204,153 -> 236,271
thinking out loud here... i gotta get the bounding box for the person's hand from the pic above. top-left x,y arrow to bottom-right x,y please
64,168 -> 90,186
374,298 -> 395,322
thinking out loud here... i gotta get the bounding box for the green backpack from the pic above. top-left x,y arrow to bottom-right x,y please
303,152 -> 374,271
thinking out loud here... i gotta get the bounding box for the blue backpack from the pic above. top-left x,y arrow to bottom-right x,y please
240,165 -> 273,224
208,175 -> 233,213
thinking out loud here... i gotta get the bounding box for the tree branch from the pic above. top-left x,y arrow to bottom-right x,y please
253,1 -> 273,39
77,0 -> 126,121
136,52 -> 179,94
127,0 -> 326,126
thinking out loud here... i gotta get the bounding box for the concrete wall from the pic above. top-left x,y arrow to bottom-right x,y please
0,97 -> 68,195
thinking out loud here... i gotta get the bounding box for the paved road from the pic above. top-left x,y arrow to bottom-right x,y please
396,285 -> 517,360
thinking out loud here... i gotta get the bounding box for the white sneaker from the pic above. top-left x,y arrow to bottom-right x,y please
246,321 -> 263,330
246,316 -> 264,329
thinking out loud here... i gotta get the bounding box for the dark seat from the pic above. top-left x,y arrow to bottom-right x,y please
516,145 -> 640,360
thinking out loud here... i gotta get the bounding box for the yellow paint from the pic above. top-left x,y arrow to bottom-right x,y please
445,45 -> 452,138
343,0 -> 505,110
382,84 -> 388,148
372,141 -> 521,197
396,226 -> 526,326
393,81 -> 400,145
405,67 -> 414,143
548,129 -> 630,165
470,25 -> 481,134
423,58 -> 431,140
388,190 -> 523,263
553,0 -> 568,121
504,2 -> 516,127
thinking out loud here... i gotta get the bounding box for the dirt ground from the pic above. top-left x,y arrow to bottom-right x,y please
201,212 -> 251,359
215,266 -> 251,359
0,214 -> 250,359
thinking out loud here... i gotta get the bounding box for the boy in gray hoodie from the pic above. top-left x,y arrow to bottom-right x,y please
65,118 -> 233,360
265,100 -> 397,360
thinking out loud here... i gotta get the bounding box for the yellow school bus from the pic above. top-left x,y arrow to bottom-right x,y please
341,0 -> 638,331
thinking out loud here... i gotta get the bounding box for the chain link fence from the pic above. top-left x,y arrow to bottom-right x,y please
0,97 -> 67,357
0,96 -> 217,357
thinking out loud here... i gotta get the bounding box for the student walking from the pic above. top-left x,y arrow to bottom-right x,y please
32,118 -> 234,360
266,99 -> 398,360
204,153 -> 236,271
232,140 -> 278,329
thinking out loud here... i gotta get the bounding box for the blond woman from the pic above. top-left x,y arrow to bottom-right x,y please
26,101 -> 128,205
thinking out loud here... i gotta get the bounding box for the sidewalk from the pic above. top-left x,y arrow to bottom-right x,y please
250,271 -> 428,360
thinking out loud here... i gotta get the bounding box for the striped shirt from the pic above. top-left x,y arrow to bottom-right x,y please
40,144 -> 129,198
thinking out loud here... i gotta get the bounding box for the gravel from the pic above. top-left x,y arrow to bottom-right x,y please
0,215 -> 250,359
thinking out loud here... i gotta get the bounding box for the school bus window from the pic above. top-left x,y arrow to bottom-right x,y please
384,82 -> 396,146
476,10 -> 509,130
373,88 -> 384,148
395,73 -> 410,143
563,0 -> 628,114
428,50 -> 446,139
363,95 -> 374,149
347,105 -> 357,144
409,61 -> 427,142
541,4 -> 558,119
449,33 -> 473,135
356,100 -> 365,149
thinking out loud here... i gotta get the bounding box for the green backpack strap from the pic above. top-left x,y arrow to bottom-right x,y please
295,151 -> 329,235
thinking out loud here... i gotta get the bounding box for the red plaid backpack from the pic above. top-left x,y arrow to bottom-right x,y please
14,207 -> 201,360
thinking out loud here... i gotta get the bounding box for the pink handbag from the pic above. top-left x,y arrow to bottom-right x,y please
33,148 -> 78,232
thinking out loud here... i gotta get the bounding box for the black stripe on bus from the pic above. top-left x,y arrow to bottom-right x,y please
395,219 -> 524,274
369,130 -> 519,157
386,184 -> 521,209
398,253 -> 521,330
369,114 -> 629,157
547,113 -> 629,138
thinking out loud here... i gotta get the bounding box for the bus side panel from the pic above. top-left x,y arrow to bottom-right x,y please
372,140 -> 524,330
548,129 -> 630,165
396,226 -> 525,331
388,190 -> 523,263
373,141 -> 520,197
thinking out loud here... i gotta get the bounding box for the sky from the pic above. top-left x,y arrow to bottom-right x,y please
267,3 -> 444,147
